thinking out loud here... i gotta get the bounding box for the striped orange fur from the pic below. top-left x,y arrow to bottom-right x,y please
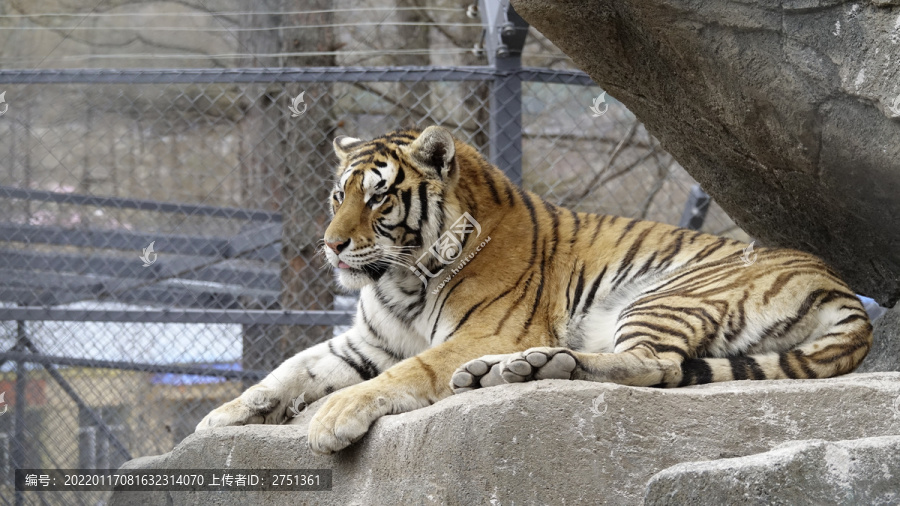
197,126 -> 872,454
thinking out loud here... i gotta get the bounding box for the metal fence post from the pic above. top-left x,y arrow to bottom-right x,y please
481,0 -> 529,186
13,320 -> 27,506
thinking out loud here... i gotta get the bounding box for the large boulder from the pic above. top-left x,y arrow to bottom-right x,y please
510,0 -> 900,306
645,436 -> 900,505
112,373 -> 900,505
858,303 -> 900,373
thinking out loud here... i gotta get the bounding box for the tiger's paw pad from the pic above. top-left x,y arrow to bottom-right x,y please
450,354 -> 509,393
500,348 -> 577,383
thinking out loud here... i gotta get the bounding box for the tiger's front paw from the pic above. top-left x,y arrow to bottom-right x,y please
307,383 -> 390,455
195,384 -> 286,431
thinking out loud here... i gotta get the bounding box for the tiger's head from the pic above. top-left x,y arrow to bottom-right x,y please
323,126 -> 460,290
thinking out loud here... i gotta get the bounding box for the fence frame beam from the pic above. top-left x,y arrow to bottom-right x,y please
0,350 -> 266,381
0,66 -> 589,85
0,307 -> 353,326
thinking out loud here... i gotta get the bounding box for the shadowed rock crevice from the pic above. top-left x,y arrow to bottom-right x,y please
511,0 -> 900,305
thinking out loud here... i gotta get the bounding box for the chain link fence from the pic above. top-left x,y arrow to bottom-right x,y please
0,65 -> 745,505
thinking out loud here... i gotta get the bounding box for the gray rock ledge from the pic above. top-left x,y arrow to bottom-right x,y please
645,436 -> 900,505
112,373 -> 900,506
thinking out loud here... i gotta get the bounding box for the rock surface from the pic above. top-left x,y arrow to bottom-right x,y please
112,373 -> 900,505
645,436 -> 900,505
511,0 -> 900,306
858,302 -> 900,373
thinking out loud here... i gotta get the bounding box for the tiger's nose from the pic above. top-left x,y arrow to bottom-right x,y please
325,238 -> 350,253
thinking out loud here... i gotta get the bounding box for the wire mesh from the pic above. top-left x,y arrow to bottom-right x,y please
0,66 -> 746,505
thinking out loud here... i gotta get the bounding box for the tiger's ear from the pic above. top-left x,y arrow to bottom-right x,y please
408,126 -> 456,180
333,136 -> 362,162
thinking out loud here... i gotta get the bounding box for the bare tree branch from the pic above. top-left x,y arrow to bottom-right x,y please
564,119 -> 640,205
522,131 -> 652,148
558,142 -> 662,208
638,154 -> 672,220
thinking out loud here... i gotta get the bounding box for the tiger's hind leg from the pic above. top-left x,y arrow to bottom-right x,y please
451,343 -> 683,390
452,348 -> 579,392
451,301 -> 697,390
570,290 -> 874,387
453,283 -> 874,391
452,316 -> 873,391
560,343 -> 685,387
678,309 -> 873,385
451,342 -> 684,390
483,296 -> 706,387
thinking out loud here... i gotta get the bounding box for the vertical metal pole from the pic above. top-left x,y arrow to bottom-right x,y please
480,0 -> 529,186
490,71 -> 523,186
13,321 -> 27,506
679,184 -> 711,231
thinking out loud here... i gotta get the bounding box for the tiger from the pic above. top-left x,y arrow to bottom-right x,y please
196,126 -> 873,455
